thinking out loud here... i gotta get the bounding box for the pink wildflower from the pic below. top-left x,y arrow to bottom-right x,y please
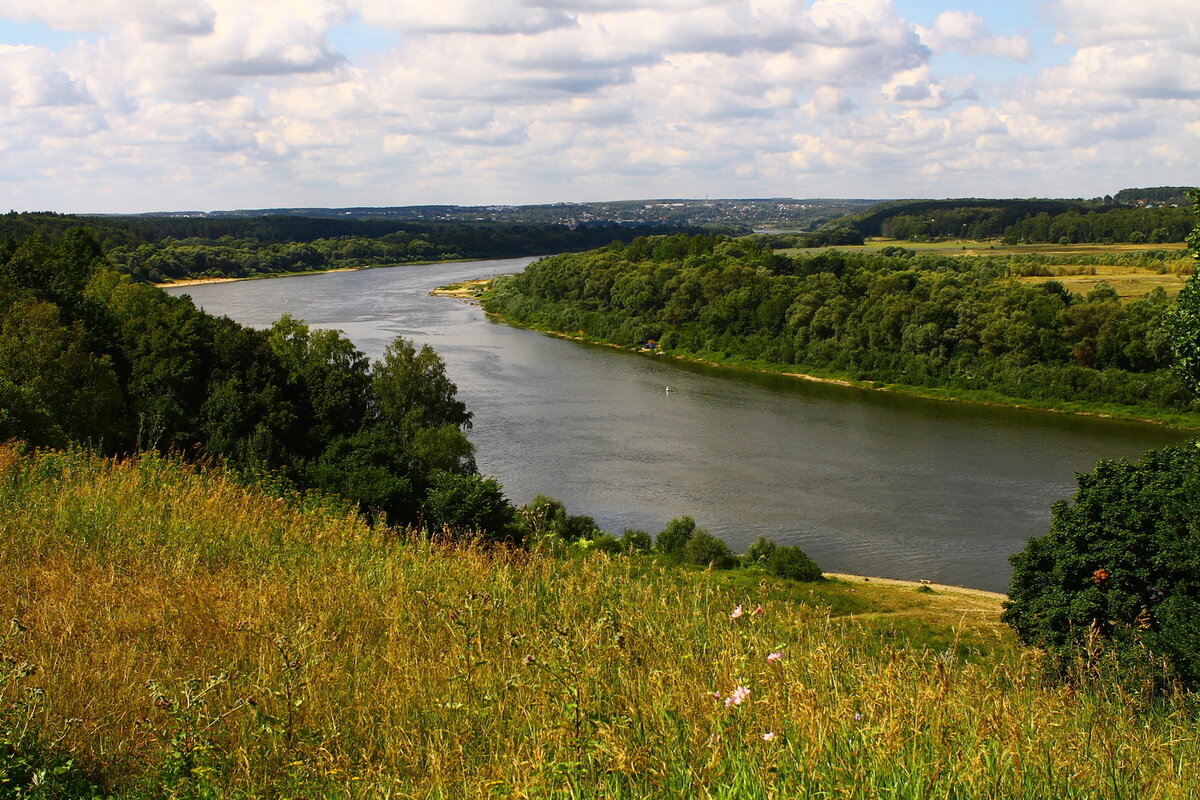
724,685 -> 751,708
730,605 -> 744,620
762,732 -> 776,742
752,605 -> 764,616
767,651 -> 783,664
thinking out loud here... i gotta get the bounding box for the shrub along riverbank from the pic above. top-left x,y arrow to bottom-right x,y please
4,444 -> 1200,799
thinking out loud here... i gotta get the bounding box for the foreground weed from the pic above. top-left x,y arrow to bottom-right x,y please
141,672 -> 248,799
0,619 -> 105,799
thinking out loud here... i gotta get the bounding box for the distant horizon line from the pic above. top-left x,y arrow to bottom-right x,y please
29,187 -> 1193,218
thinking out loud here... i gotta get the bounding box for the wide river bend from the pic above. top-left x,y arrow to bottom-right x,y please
168,258 -> 1189,593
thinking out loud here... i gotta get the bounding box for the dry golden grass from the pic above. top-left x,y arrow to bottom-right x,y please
2,445 -> 1199,798
1015,264 -> 1193,299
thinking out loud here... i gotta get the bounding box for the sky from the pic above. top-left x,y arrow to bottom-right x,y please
0,0 -> 1196,213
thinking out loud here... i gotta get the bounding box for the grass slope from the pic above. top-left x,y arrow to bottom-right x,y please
2,445 -> 1199,798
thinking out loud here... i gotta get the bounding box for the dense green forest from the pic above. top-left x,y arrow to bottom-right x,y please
842,198 -> 1193,244
484,230 -> 1200,418
0,212 -> 712,283
0,228 -> 505,530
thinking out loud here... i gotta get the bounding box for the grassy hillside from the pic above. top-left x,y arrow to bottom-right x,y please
3,444 -> 1199,798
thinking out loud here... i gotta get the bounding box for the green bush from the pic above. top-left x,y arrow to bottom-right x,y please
766,546 -> 822,582
520,494 -> 567,540
588,533 -> 624,555
656,516 -> 696,556
559,514 -> 600,542
1003,441 -> 1200,688
682,530 -> 737,570
744,535 -> 777,564
622,529 -> 653,553
422,470 -> 518,544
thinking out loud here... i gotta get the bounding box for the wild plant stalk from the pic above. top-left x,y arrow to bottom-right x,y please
1,443 -> 1198,798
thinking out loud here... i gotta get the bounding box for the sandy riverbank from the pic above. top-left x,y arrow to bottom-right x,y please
429,278 -> 489,302
155,276 -> 243,288
825,572 -> 1006,602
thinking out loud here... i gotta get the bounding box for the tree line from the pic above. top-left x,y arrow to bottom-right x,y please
842,198 -> 1192,244
0,228 -> 493,531
0,212 -> 711,283
484,233 -> 1198,414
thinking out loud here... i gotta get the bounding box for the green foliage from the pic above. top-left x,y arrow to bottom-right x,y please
1168,189 -> 1200,397
559,514 -> 601,542
846,197 -> 1194,244
766,546 -> 823,582
520,494 -> 568,541
0,229 -> 484,528
1003,441 -> 1200,689
682,529 -> 738,569
484,232 -> 1198,414
0,211 -> 710,283
621,528 -> 653,553
422,470 -> 518,543
588,533 -> 624,555
656,515 -> 696,556
743,536 -> 778,564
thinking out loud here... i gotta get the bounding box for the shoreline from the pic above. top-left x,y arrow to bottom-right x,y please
154,259 -> 476,289
474,295 -> 1199,430
825,572 -> 1007,602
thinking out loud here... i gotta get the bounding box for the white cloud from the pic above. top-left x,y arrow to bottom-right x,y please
0,0 -> 217,37
355,0 -> 576,35
0,46 -> 92,106
0,0 -> 1195,211
1044,0 -> 1200,51
919,10 -> 1031,60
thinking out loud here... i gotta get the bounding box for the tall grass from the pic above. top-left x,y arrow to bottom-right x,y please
2,443 -> 1198,798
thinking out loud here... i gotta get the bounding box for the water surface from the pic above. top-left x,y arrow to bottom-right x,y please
169,260 -> 1189,592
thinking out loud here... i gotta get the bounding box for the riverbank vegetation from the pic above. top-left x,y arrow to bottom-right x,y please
0,228 -> 489,529
483,217 -> 1200,426
7,443 -> 1200,799
0,211 -> 711,284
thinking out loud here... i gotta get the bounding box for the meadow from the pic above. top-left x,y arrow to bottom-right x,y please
3,443 -> 1199,798
778,239 -> 1194,299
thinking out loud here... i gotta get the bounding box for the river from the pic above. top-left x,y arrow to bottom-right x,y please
166,258 -> 1190,593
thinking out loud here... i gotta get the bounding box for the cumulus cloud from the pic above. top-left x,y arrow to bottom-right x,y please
1044,0 -> 1200,50
0,0 -> 217,37
357,0 -> 576,36
0,0 -> 1195,210
0,45 -> 92,106
919,11 -> 1031,60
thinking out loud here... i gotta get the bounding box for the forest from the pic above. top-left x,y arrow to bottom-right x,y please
484,232 -> 1199,417
0,228 -> 506,533
842,198 -> 1193,243
0,212 -> 710,283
